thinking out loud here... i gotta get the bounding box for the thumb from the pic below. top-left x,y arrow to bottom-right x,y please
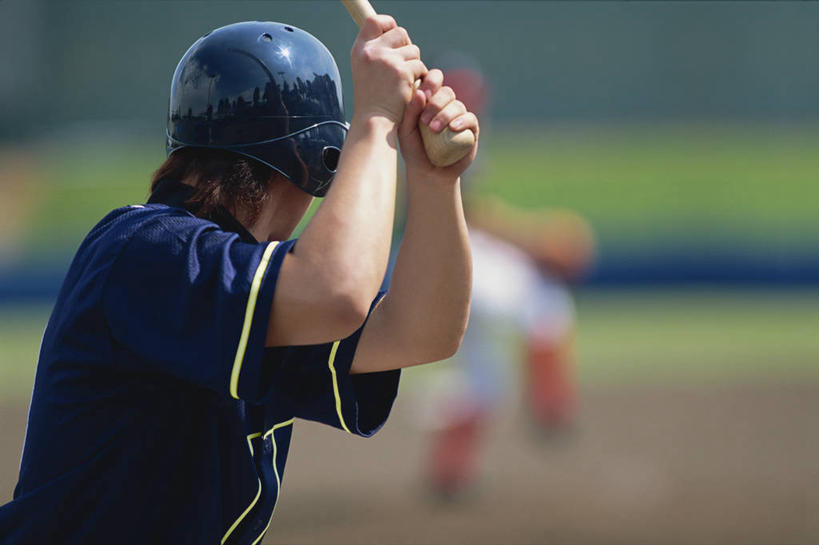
359,14 -> 396,40
399,88 -> 425,140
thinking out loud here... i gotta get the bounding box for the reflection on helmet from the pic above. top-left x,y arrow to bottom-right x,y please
166,21 -> 348,197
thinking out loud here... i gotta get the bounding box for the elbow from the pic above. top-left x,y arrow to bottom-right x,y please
442,299 -> 471,359
321,263 -> 383,339
438,314 -> 469,360
323,288 -> 373,340
417,306 -> 470,364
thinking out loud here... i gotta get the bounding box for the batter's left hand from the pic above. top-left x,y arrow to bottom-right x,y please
398,69 -> 479,183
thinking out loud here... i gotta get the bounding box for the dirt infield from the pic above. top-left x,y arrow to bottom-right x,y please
2,383 -> 817,545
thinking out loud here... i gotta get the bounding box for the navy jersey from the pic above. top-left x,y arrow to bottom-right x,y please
0,181 -> 400,544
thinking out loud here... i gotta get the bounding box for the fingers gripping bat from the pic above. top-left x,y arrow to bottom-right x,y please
341,0 -> 476,167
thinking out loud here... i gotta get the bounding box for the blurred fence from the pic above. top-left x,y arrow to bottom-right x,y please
4,1 -> 819,136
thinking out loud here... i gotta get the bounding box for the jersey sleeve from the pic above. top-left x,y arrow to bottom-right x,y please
258,292 -> 400,437
103,214 -> 295,402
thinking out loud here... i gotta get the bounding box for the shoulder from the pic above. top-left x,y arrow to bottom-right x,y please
94,203 -> 236,251
96,203 -> 205,235
101,205 -> 281,280
73,204 -> 233,275
85,203 -> 194,242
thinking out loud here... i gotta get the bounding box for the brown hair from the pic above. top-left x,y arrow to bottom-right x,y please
151,148 -> 274,223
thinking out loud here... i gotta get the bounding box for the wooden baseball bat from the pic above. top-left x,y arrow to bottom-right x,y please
341,0 -> 476,167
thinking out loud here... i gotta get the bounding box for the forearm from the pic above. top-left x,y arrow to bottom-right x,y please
346,59 -> 478,370
284,10 -> 425,310
266,14 -> 429,346
351,175 -> 471,373
395,175 -> 471,360
294,115 -> 397,308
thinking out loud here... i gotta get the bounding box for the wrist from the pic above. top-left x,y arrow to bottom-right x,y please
406,166 -> 461,188
350,111 -> 399,134
406,170 -> 461,194
346,113 -> 400,153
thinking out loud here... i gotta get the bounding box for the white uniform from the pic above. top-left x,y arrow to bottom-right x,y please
412,227 -> 575,429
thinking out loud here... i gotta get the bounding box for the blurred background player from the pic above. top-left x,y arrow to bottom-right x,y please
411,55 -> 597,498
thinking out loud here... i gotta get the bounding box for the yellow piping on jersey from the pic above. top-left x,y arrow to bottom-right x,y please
221,432 -> 263,544
327,340 -> 352,434
252,418 -> 295,545
230,241 -> 278,399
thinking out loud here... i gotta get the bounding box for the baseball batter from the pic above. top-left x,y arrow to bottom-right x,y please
0,15 -> 476,544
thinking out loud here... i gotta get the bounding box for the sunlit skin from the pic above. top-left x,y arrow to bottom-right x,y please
229,14 -> 477,374
245,174 -> 314,243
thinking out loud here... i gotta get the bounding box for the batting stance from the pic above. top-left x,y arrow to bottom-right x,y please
0,15 -> 476,544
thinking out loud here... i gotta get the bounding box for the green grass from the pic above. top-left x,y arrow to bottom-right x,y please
481,123 -> 819,248
24,142 -> 162,252
576,289 -> 819,384
2,290 -> 817,402
15,122 -> 819,255
0,305 -> 50,400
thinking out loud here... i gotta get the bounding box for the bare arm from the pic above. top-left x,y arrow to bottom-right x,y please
266,15 -> 426,346
351,70 -> 478,373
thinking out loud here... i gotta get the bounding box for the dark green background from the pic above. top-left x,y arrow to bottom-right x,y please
4,0 -> 819,139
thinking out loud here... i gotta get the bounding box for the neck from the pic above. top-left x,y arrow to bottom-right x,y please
245,203 -> 278,242
179,172 -> 308,243
242,191 -> 301,242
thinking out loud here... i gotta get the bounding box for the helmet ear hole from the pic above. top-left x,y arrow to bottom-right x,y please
322,146 -> 341,173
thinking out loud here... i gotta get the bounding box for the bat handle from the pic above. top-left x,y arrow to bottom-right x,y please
341,0 -> 476,167
342,0 -> 376,28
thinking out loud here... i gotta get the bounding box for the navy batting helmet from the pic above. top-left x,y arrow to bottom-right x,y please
166,21 -> 348,197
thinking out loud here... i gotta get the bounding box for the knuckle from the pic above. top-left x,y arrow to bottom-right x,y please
434,93 -> 451,108
360,45 -> 377,62
431,89 -> 453,107
442,103 -> 459,118
433,111 -> 449,123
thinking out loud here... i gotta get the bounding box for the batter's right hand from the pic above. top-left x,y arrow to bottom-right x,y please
350,15 -> 427,124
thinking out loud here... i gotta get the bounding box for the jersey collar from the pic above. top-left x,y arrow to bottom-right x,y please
147,179 -> 259,244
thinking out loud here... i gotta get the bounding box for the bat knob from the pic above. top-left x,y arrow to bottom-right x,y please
419,124 -> 476,167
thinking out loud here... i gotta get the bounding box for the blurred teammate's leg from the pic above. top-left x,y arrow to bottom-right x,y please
523,276 -> 577,434
425,311 -> 507,498
526,331 -> 576,432
427,407 -> 486,499
424,230 -> 521,498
